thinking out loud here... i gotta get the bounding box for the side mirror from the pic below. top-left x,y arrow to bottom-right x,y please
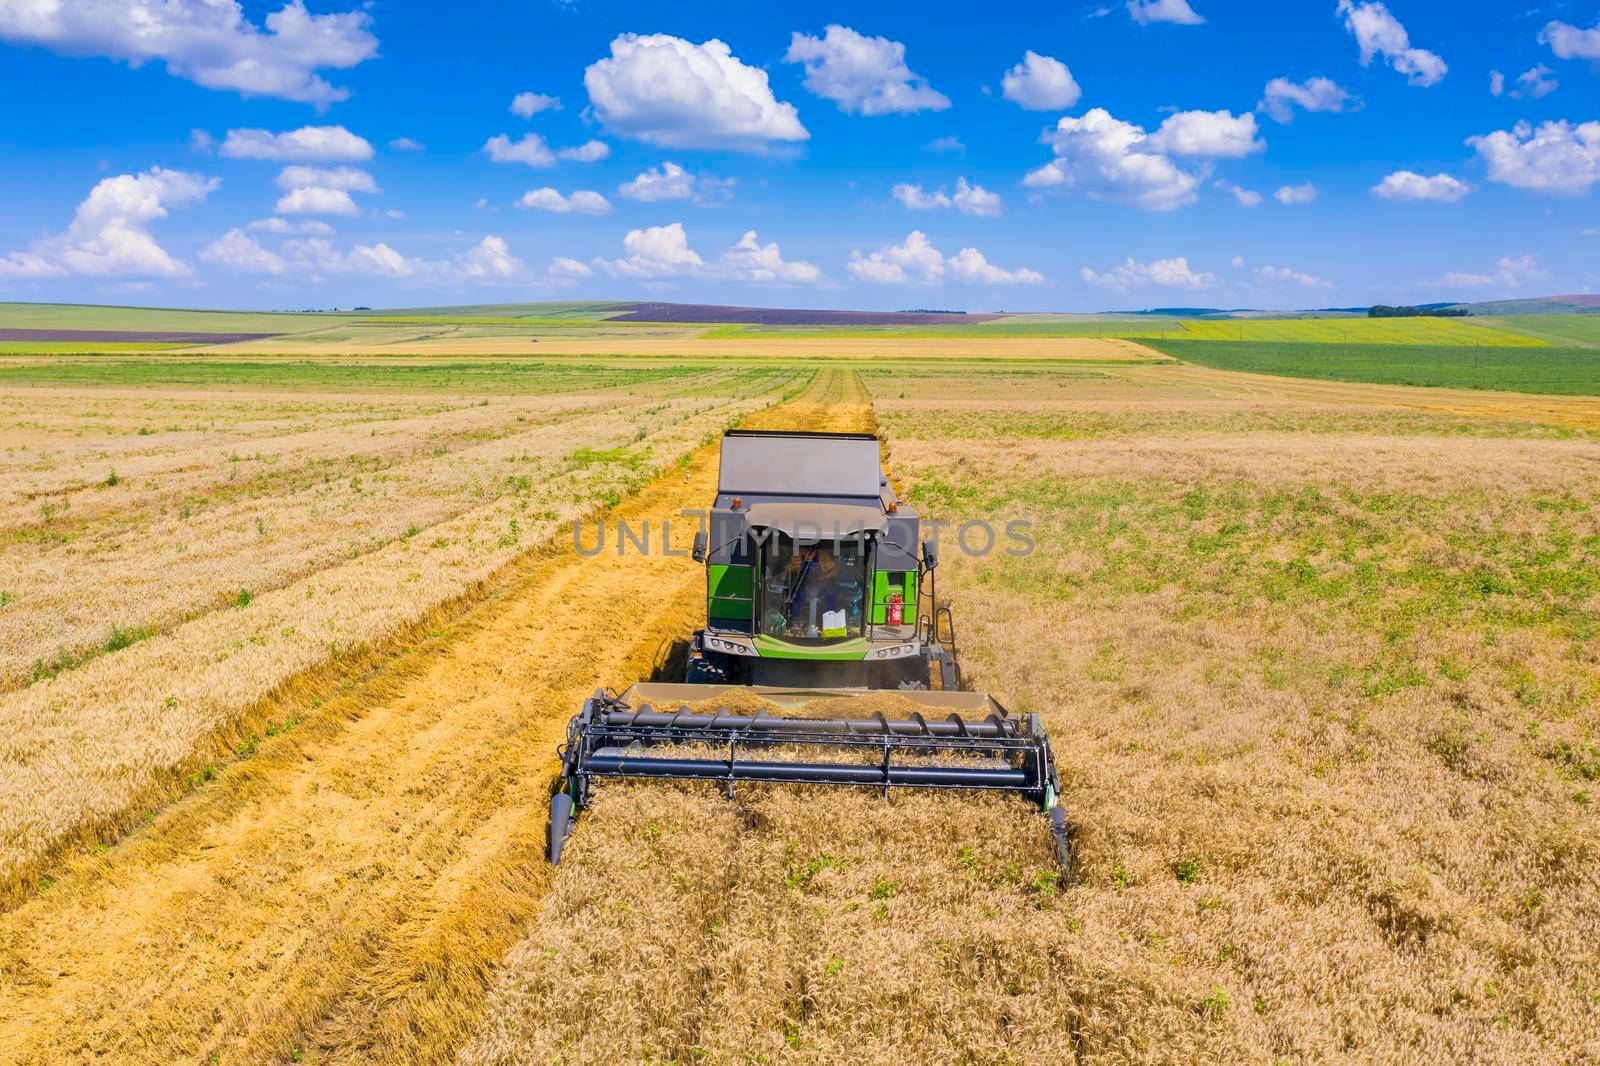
692,530 -> 708,563
921,540 -> 938,570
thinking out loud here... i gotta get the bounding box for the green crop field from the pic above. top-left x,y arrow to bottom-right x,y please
1177,317 -> 1539,346
1476,315 -> 1600,348
0,341 -> 189,354
0,302 -> 356,334
1148,339 -> 1600,395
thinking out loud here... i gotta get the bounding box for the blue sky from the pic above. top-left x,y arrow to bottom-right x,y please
0,0 -> 1597,312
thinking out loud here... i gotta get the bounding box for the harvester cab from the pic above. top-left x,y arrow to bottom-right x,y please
687,430 -> 955,691
548,430 -> 1071,874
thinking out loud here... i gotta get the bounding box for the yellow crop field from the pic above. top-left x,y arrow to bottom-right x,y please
2,350 -> 1598,1063
1178,316 -> 1543,346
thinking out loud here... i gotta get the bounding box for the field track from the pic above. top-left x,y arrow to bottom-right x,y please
0,370 -> 872,1064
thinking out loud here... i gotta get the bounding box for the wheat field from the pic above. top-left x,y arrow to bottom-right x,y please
2,352 -> 1598,1064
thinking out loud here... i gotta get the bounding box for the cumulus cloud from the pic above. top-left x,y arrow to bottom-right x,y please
274,165 -> 377,192
200,228 -> 288,274
891,178 -> 1001,216
1259,76 -> 1354,123
719,231 -> 822,283
1001,51 -> 1081,111
1372,170 -> 1472,202
1275,183 -> 1319,205
0,0 -> 376,106
1428,254 -> 1547,290
1215,181 -> 1263,206
0,167 -> 216,280
274,187 -> 358,216
511,91 -> 561,118
925,136 -> 966,156
1467,120 -> 1600,195
1337,1 -> 1446,87
1082,256 -> 1213,289
549,256 -> 594,279
1023,108 -> 1200,212
456,236 -> 525,281
220,125 -> 373,162
389,137 -> 424,152
616,162 -> 733,204
847,231 -> 1043,285
1254,264 -> 1331,288
592,223 -> 819,283
1147,109 -> 1263,157
247,217 -> 333,235
1513,65 -> 1558,100
1127,0 -> 1205,26
1540,18 -> 1600,61
785,25 -> 950,116
484,133 -> 556,167
584,33 -> 807,151
558,140 -> 611,163
516,187 -> 611,215
1490,71 -> 1506,97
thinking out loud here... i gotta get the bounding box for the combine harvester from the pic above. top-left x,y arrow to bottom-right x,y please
549,431 -> 1071,871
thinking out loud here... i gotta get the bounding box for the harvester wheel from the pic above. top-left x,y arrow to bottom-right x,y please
549,793 -> 575,865
1050,807 -> 1073,881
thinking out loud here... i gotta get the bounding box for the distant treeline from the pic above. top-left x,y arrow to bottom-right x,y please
1369,305 -> 1471,318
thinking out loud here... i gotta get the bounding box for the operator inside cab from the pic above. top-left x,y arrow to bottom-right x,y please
760,535 -> 865,641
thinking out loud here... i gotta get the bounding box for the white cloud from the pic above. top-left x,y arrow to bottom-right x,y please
785,25 -> 950,116
274,165 -> 377,192
274,187 -> 358,216
925,136 -> 966,156
616,162 -> 732,204
0,0 -> 376,106
516,188 -> 611,215
549,256 -> 593,279
389,137 -> 424,152
891,178 -> 1001,216
282,237 -> 420,278
720,231 -> 822,283
1428,254 -> 1547,290
1001,51 -> 1081,111
1490,71 -> 1505,97
1127,0 -> 1205,26
200,228 -> 287,274
1147,109 -> 1263,157
456,236 -> 525,281
1337,1 -> 1446,87
1540,18 -> 1600,61
1582,227 -> 1599,238
584,33 -> 807,151
1275,183 -> 1319,205
384,209 -> 404,220
1231,256 -> 1246,268
1467,120 -> 1600,195
1255,264 -> 1331,288
847,231 -> 1042,285
511,92 -> 561,118
592,224 -> 819,283
190,129 -> 216,153
1023,108 -> 1200,212
598,222 -> 706,278
485,133 -> 556,167
1259,76 -> 1354,123
1082,256 -> 1213,289
247,217 -> 332,235
0,167 -> 216,280
1513,65 -> 1558,100
558,140 -> 611,163
219,125 -> 373,162
1215,181 -> 1263,206
1372,170 -> 1472,202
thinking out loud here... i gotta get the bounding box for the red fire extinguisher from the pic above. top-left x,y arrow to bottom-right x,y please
888,590 -> 903,625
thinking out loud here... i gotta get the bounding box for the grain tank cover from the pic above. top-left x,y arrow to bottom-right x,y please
718,431 -> 882,499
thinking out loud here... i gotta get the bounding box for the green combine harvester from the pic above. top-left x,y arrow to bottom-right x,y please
549,431 -> 1070,871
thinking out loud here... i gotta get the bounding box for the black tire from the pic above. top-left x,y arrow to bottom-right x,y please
1050,807 -> 1073,882
549,792 -> 574,865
